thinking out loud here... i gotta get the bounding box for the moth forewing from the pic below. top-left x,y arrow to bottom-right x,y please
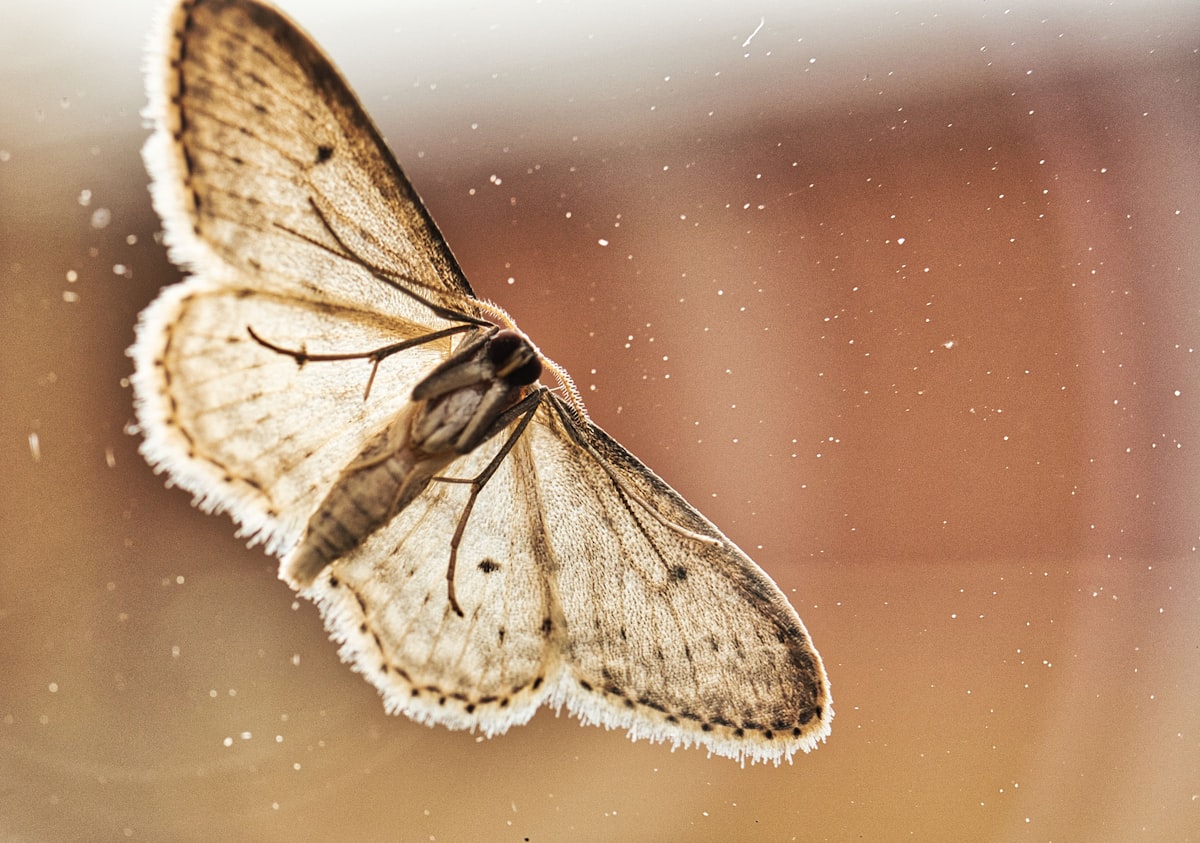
524,399 -> 833,762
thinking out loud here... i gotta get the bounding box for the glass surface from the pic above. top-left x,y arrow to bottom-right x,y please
2,1 -> 1198,839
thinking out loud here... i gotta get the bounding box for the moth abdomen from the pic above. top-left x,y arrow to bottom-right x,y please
285,410 -> 444,587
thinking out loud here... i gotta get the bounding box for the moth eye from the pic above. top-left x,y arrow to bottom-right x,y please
489,330 -> 542,386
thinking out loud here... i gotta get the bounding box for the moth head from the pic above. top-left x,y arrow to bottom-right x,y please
489,329 -> 542,387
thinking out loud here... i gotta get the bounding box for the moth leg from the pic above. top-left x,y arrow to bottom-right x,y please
433,389 -> 545,616
247,323 -> 474,399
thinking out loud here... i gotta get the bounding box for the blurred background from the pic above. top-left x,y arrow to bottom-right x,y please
2,0 -> 1198,839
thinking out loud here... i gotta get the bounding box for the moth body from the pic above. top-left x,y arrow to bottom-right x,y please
132,0 -> 832,763
284,405 -> 439,587
285,328 -> 541,587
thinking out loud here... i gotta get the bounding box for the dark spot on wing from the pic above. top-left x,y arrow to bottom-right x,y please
477,558 -> 500,573
315,144 -> 334,163
671,565 -> 687,581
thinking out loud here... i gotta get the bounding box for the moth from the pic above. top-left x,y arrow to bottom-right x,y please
130,0 -> 831,764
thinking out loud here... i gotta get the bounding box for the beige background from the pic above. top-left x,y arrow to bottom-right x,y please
3,0 -> 1198,839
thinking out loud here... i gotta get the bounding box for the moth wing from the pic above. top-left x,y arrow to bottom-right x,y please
143,0 -> 476,310
131,288 -> 463,554
296,427 -> 561,736
530,396 -> 833,764
131,0 -> 477,552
